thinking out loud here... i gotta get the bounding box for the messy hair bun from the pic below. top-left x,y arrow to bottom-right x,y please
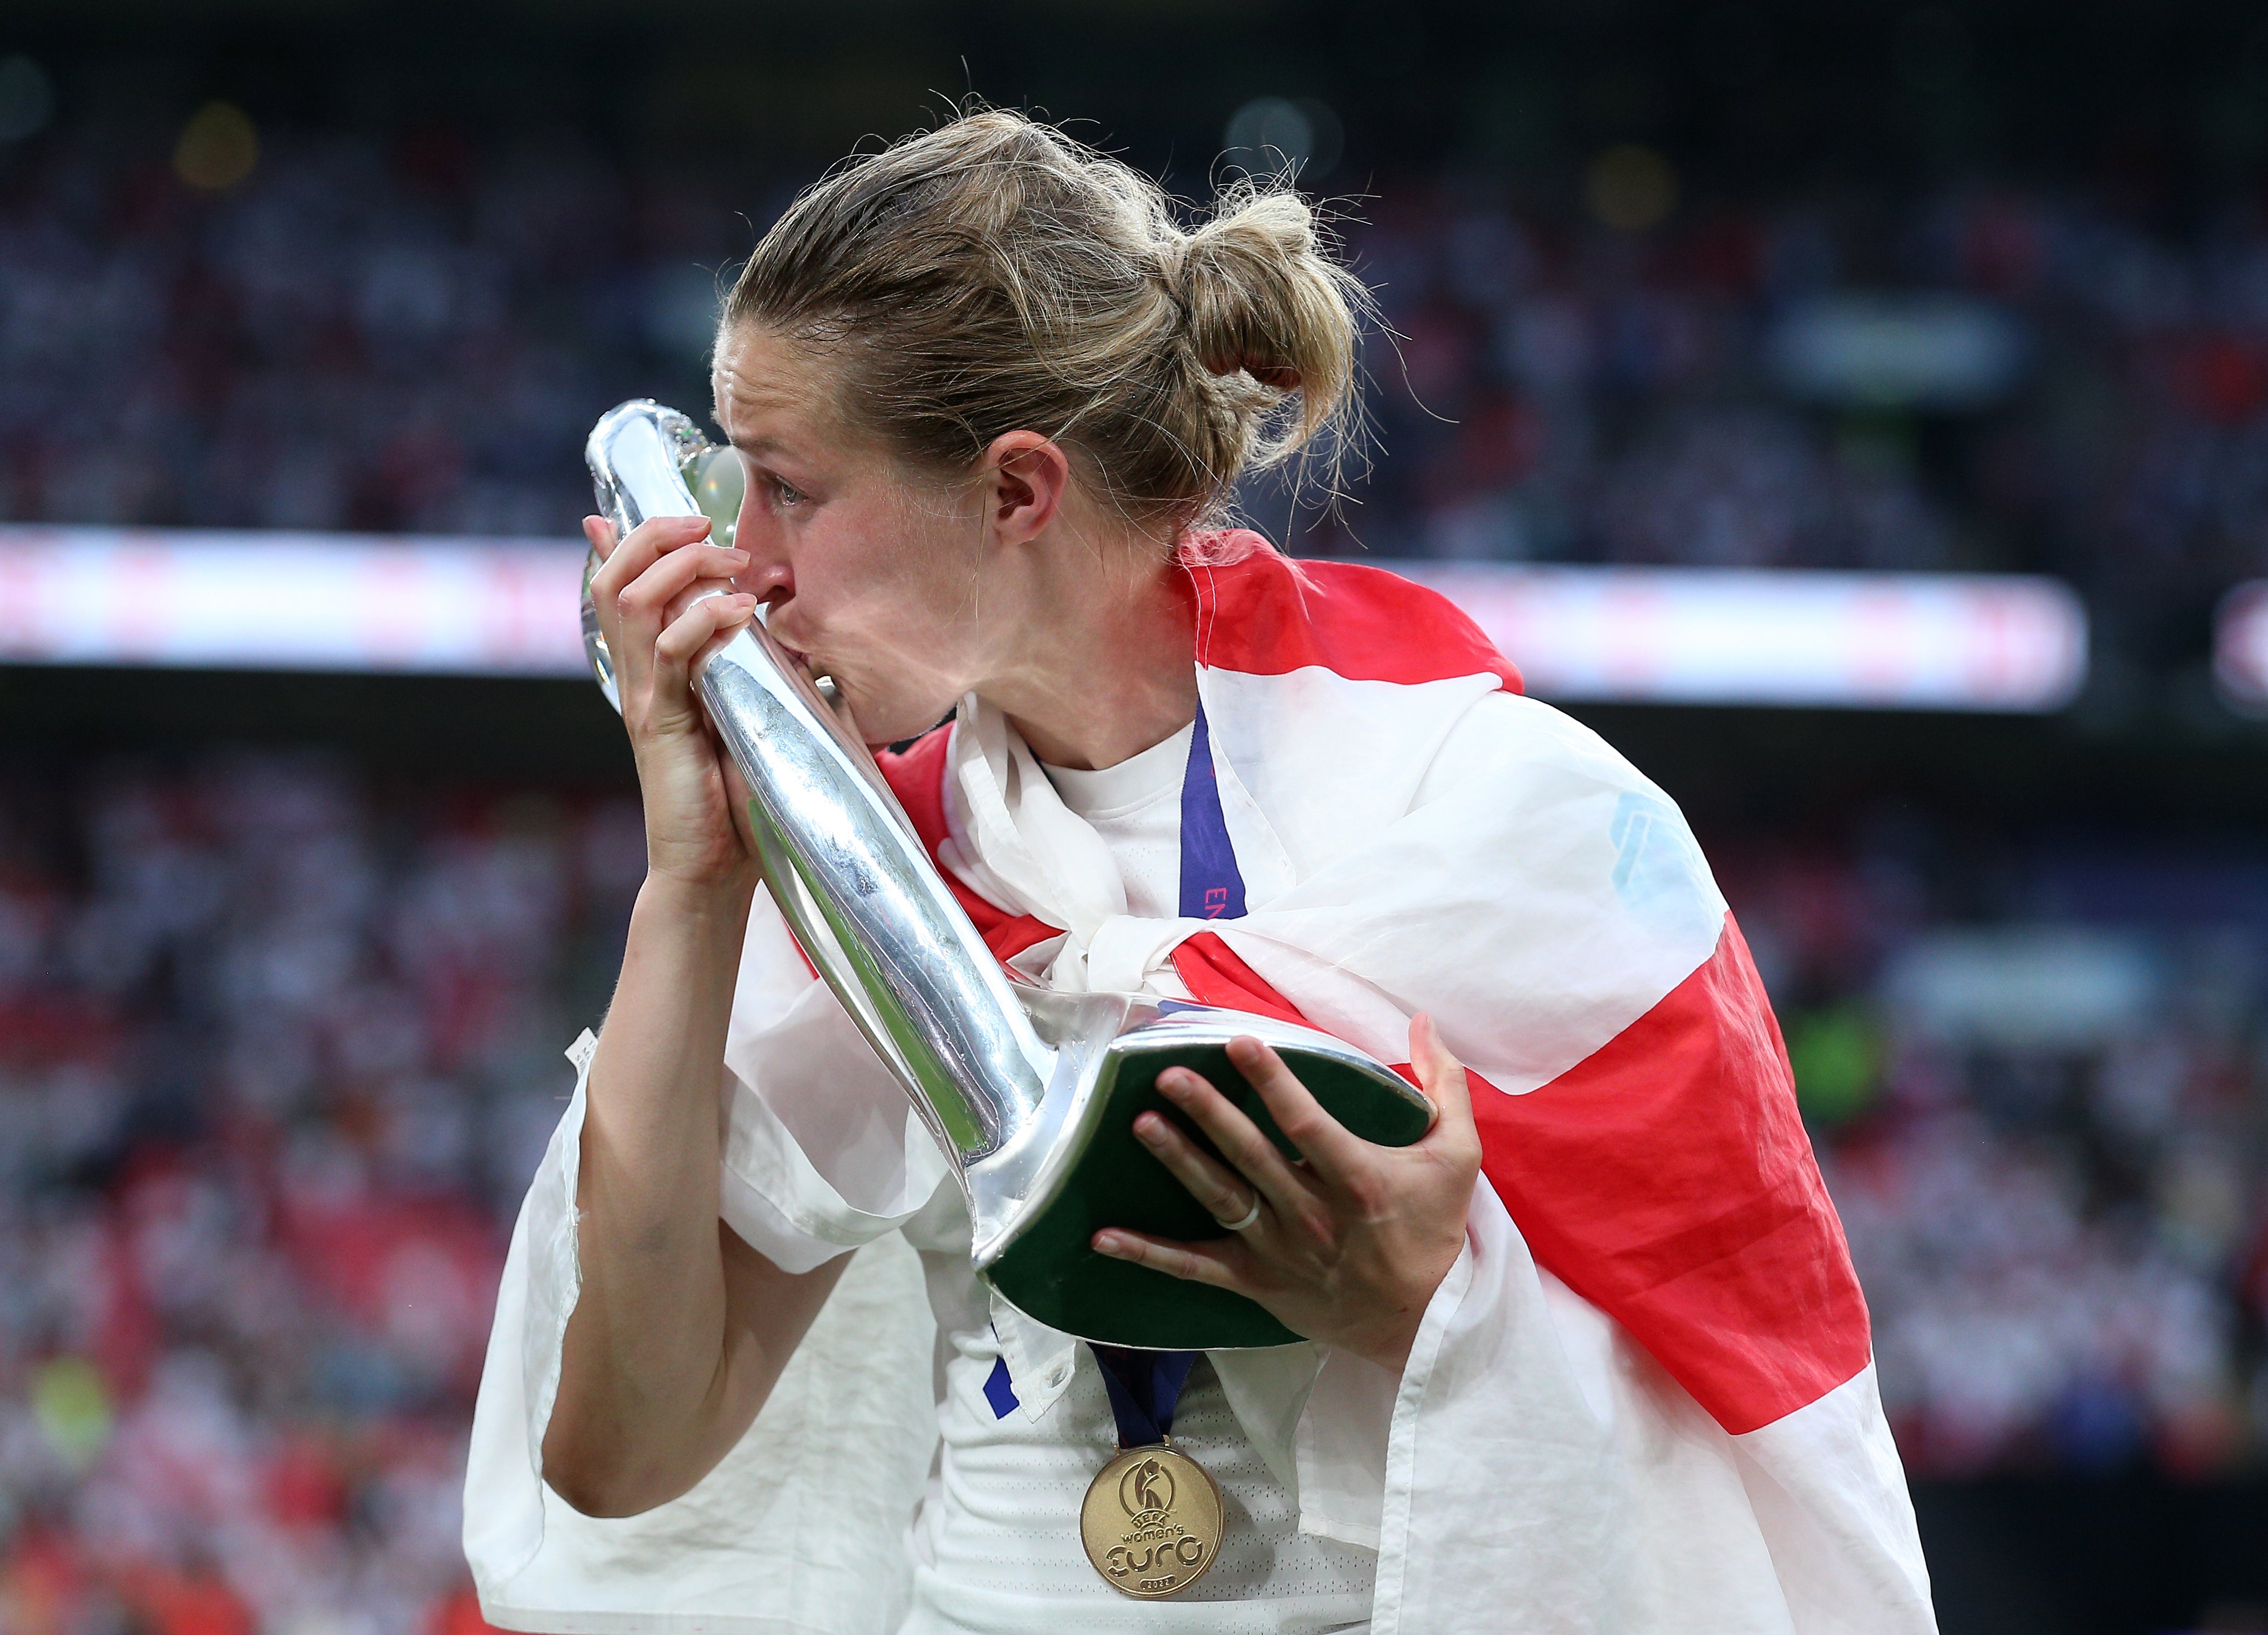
723,108 -> 1371,534
1167,181 -> 1361,461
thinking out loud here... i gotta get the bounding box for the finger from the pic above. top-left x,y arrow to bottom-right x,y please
1090,1228 -> 1249,1292
618,544 -> 752,627
1409,1013 -> 1477,1149
1155,1062 -> 1308,1214
582,514 -> 617,560
1223,1036 -> 1372,1183
590,516 -> 715,687
683,593 -> 762,682
614,546 -> 752,695
656,573 -> 757,635
1131,1111 -> 1267,1231
590,513 -> 707,608
654,592 -> 758,668
651,595 -> 759,719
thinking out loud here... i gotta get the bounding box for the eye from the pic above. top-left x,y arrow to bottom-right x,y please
771,475 -> 806,508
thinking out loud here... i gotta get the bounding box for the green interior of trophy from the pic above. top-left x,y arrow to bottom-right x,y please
985,1042 -> 1433,1350
685,444 -> 743,547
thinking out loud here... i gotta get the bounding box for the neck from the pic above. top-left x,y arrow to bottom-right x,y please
984,551 -> 1199,771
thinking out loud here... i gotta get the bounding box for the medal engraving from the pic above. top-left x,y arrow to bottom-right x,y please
1080,1443 -> 1225,1598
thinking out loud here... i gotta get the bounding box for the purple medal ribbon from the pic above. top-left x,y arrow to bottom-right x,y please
1176,697 -> 1245,923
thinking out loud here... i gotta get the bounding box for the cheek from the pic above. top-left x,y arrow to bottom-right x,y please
819,524 -> 985,731
820,496 -> 974,626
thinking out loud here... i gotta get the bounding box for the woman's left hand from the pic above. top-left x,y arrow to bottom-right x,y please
1091,1014 -> 1481,1373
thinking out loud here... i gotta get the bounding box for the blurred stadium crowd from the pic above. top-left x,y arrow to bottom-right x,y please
0,757 -> 641,1634
0,751 -> 2263,1632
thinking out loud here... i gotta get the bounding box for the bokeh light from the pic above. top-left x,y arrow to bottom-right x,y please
1222,95 -> 1343,181
1583,142 -> 1676,232
0,56 -> 54,143
172,100 -> 258,192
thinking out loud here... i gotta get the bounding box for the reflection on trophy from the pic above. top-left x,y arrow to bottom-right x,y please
580,400 -> 1431,1350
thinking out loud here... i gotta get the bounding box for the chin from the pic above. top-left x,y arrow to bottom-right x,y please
837,683 -> 955,750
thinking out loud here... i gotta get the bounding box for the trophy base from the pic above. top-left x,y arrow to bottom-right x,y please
978,1019 -> 1433,1350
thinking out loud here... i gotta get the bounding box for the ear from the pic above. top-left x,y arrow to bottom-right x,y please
980,431 -> 1072,548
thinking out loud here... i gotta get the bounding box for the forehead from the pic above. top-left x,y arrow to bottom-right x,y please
712,325 -> 839,446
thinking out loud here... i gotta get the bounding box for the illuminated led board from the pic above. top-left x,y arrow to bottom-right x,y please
0,527 -> 2088,711
1397,562 -> 2086,712
0,528 -> 582,676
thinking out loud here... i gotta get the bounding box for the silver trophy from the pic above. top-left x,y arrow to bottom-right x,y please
582,400 -> 1429,1348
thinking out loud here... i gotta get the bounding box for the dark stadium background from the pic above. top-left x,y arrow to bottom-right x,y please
6,2 -> 2268,1631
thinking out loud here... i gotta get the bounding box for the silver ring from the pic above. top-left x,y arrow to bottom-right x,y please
1219,1195 -> 1262,1232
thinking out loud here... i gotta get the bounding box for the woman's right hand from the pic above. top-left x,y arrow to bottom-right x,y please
584,513 -> 763,891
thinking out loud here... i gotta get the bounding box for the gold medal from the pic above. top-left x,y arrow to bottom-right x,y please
1080,1441 -> 1225,1598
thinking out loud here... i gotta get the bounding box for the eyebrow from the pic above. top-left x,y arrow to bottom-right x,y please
714,391 -> 813,458
715,409 -> 808,455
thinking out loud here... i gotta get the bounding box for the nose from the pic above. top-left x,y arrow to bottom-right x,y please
733,494 -> 795,600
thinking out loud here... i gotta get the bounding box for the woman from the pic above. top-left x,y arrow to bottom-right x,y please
466,112 -> 1936,1634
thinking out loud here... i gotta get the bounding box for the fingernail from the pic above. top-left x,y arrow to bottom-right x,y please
1093,1230 -> 1125,1255
1133,1113 -> 1165,1144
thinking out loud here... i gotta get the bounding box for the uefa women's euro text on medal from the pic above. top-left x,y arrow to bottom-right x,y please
1077,1347 -> 1226,1597
1082,1443 -> 1224,1597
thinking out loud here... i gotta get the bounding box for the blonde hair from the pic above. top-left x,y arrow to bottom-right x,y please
722,109 -> 1370,535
